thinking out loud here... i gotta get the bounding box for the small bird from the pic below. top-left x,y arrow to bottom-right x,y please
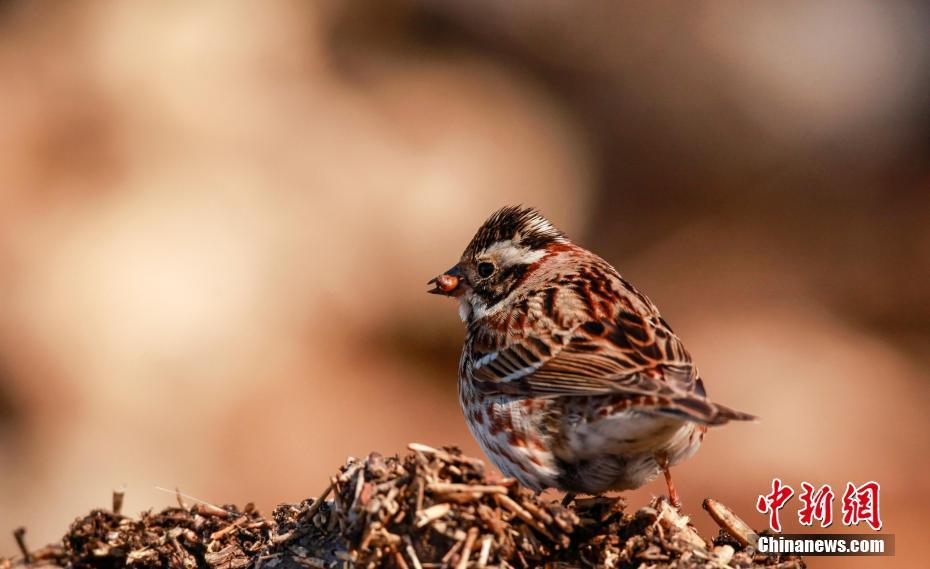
428,206 -> 754,507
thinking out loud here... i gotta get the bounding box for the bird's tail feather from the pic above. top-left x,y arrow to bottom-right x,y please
656,396 -> 757,426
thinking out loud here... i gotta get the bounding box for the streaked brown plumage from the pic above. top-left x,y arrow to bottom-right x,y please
428,206 -> 754,506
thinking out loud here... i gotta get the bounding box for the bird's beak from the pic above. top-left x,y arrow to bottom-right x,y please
428,264 -> 465,297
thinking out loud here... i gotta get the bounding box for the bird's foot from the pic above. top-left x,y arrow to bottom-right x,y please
656,454 -> 681,509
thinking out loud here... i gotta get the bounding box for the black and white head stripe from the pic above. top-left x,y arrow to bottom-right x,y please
464,206 -> 568,258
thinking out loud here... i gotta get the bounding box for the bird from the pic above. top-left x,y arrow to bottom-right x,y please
428,205 -> 755,507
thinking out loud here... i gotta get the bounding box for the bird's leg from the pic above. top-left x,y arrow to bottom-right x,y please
561,493 -> 576,507
656,454 -> 681,508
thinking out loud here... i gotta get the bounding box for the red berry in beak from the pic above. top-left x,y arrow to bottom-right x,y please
428,266 -> 464,296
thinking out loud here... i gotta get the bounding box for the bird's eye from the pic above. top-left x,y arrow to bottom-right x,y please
477,262 -> 495,278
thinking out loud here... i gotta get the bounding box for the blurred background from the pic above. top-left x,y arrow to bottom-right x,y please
1,1 -> 928,567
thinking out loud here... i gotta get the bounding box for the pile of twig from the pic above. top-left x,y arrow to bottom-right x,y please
2,444 -> 804,568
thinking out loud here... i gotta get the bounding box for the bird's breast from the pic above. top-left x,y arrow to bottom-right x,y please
458,382 -> 560,491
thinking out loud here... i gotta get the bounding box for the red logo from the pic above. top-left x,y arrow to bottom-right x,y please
798,482 -> 834,527
757,480 -> 882,532
841,481 -> 882,531
756,478 -> 794,532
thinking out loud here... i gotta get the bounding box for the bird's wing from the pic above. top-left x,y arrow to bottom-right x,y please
469,311 -> 754,425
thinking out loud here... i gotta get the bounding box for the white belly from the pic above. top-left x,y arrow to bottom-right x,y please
560,409 -> 701,462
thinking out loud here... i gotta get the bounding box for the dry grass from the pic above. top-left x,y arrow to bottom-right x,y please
2,445 -> 803,568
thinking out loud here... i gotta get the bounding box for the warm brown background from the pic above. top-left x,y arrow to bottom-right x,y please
1,2 -> 928,567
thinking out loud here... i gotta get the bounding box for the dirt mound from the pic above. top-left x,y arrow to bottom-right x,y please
3,444 -> 802,568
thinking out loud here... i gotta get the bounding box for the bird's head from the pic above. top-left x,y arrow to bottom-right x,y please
428,206 -> 569,323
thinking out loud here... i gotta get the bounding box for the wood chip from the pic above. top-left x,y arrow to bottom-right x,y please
415,503 -> 452,528
477,535 -> 493,568
427,483 -> 509,495
703,498 -> 759,547
455,527 -> 479,569
112,488 -> 125,515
